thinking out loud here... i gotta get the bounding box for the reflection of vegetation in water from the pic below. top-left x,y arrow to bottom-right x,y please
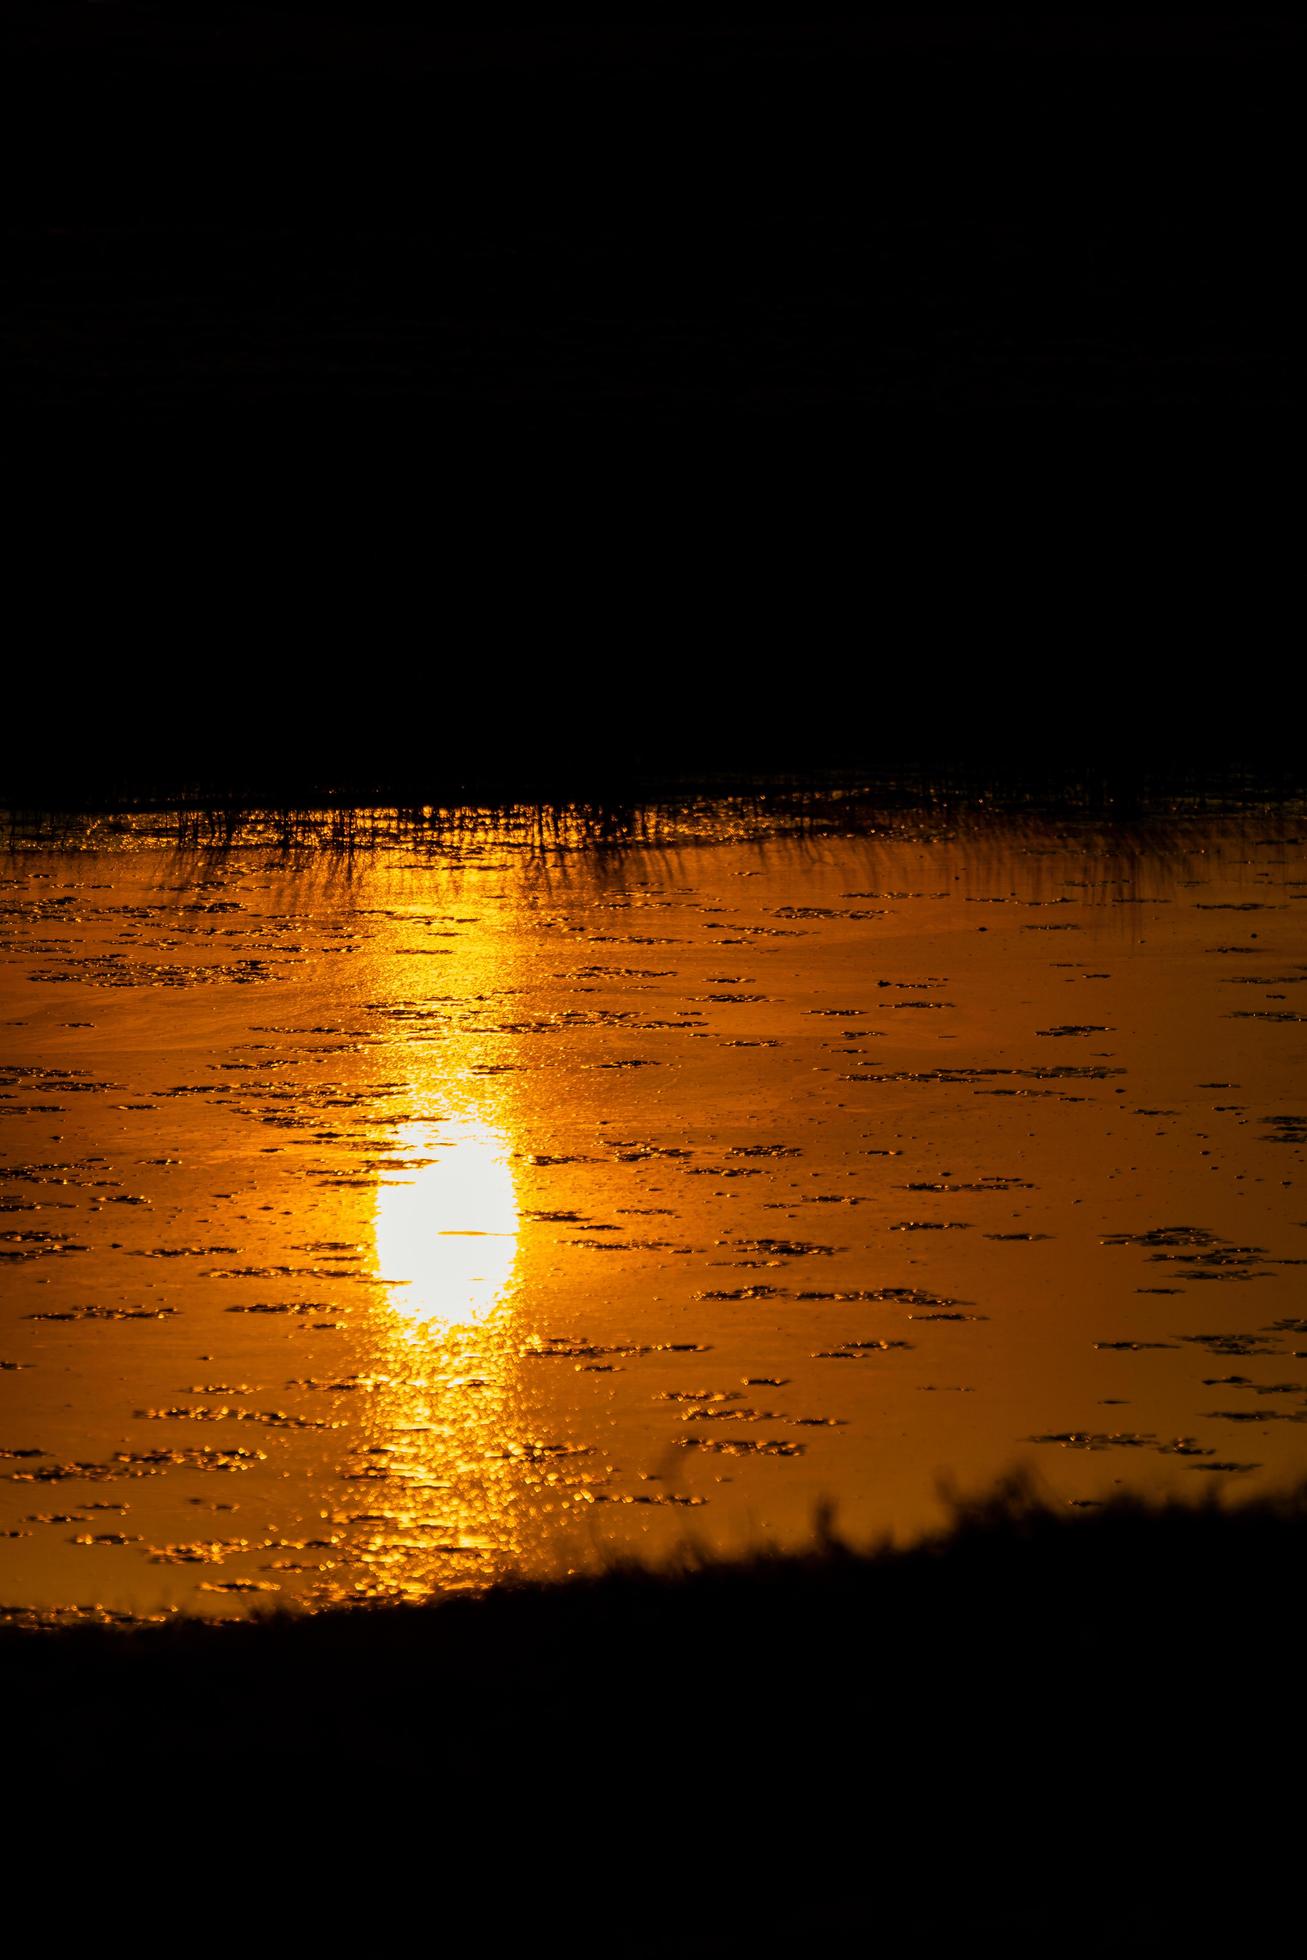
5,775 -> 1306,856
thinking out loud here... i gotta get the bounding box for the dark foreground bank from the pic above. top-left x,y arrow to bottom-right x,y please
5,1478 -> 1303,1947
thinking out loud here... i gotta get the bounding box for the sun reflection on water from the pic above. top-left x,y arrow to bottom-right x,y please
326,1111 -> 529,1605
373,1117 -> 519,1331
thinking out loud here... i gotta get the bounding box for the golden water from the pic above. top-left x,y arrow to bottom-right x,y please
2,813 -> 1304,1619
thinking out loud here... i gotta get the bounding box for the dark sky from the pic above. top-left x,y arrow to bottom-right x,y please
9,399 -> 1294,801
5,9 -> 1298,796
5,8 -> 1300,412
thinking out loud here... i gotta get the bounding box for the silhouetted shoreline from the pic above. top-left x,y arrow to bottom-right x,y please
5,1476 -> 1302,1944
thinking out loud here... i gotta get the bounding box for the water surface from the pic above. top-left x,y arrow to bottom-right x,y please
3,809 -> 1305,1619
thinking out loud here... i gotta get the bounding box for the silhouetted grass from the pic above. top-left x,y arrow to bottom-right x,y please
5,761 -> 1305,855
5,1474 -> 1302,1945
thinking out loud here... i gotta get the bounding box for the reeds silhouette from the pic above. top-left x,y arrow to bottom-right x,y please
5,760 -> 1306,855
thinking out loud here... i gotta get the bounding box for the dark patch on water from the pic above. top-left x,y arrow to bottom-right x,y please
1028,1431 -> 1158,1451
677,1438 -> 805,1458
24,1303 -> 178,1322
1096,1340 -> 1179,1351
733,1238 -> 840,1260
815,1341 -> 914,1359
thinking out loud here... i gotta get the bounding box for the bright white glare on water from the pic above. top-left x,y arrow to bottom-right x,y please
374,1118 -> 519,1331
